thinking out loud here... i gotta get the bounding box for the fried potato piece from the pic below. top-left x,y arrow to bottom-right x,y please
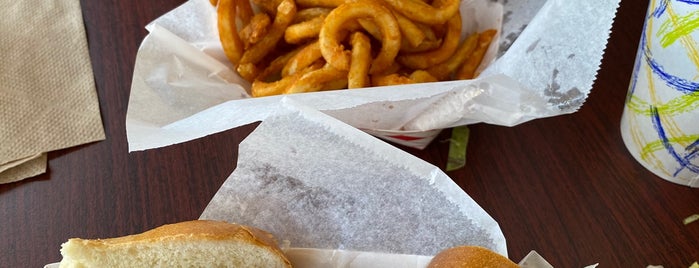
240,0 -> 297,65
236,0 -> 254,25
293,7 -> 332,23
348,32 -> 372,89
455,29 -> 497,80
217,0 -> 245,65
239,13 -> 271,49
285,64 -> 348,94
282,40 -> 323,76
426,31 -> 479,80
284,15 -> 325,44
295,0 -> 345,8
319,1 -> 401,74
382,0 -> 460,25
398,12 -> 461,69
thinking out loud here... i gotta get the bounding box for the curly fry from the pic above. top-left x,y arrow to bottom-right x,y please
236,62 -> 261,82
400,21 -> 442,52
217,0 -> 244,65
285,64 -> 348,94
398,12 -> 461,69
251,73 -> 301,97
371,70 -> 438,87
236,0 -> 254,25
348,32 -> 372,89
382,0 -> 460,25
257,47 -> 303,81
409,70 -> 438,83
240,0 -> 297,65
455,29 -> 497,80
284,15 -> 325,44
319,1 -> 401,74
252,0 -> 282,15
394,11 -> 426,48
239,13 -> 271,49
426,32 -> 479,80
293,7 -> 333,23
282,40 -> 323,76
371,73 -> 413,87
356,12 -> 425,49
295,0 -> 344,8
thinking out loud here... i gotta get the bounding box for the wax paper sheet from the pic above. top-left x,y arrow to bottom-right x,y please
125,0 -> 620,151
199,98 -> 505,259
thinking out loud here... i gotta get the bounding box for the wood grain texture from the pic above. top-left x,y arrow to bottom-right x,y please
1,0 -> 697,267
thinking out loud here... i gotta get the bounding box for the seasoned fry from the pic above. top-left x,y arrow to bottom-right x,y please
236,62 -> 261,82
348,32 -> 372,89
295,0 -> 344,8
240,0 -> 297,65
455,29 -> 497,80
236,0 -> 254,25
382,0 -> 460,25
217,0 -> 244,65
285,64 -> 348,94
293,7 -> 333,23
400,22 -> 442,52
426,32 -> 479,80
356,12 -> 425,49
371,70 -> 438,86
257,47 -> 303,81
284,15 -> 324,44
282,40 -> 323,76
251,73 -> 300,97
252,0 -> 283,15
409,70 -> 438,83
398,12 -> 461,69
372,73 -> 413,87
394,12 -> 426,48
319,1 -> 401,74
239,13 -> 271,49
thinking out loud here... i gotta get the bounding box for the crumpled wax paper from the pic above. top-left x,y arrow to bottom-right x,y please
198,98 -> 506,265
125,0 -> 620,151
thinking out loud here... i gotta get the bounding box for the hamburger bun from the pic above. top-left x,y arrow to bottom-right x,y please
58,220 -> 291,268
427,245 -> 518,268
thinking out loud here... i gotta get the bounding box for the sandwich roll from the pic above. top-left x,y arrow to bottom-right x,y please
58,220 -> 292,268
427,245 -> 518,268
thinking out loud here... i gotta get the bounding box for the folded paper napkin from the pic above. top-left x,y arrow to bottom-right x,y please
0,1 -> 104,183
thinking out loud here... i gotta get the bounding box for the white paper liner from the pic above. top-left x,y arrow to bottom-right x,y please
125,0 -> 620,151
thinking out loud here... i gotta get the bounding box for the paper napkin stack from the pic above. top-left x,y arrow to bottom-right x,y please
0,1 -> 105,183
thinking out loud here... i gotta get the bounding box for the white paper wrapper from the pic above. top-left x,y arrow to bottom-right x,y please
200,98 -> 505,256
126,0 -> 620,150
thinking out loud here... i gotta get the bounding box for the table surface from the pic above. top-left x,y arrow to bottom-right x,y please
2,0 -> 698,267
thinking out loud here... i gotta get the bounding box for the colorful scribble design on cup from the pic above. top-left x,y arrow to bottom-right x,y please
621,0 -> 699,187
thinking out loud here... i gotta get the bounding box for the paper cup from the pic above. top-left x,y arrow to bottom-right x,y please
620,0 -> 699,187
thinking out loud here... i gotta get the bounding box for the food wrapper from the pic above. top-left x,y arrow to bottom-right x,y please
126,0 -> 620,150
199,98 -> 505,265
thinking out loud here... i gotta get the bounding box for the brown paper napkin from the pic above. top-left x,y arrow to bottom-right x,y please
0,1 -> 105,183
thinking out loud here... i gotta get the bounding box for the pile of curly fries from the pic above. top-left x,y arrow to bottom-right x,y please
211,0 -> 496,97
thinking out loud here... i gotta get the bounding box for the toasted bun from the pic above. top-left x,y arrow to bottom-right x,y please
58,220 -> 292,268
427,245 -> 518,268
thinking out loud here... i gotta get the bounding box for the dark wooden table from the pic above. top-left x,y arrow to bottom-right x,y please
2,0 -> 698,267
